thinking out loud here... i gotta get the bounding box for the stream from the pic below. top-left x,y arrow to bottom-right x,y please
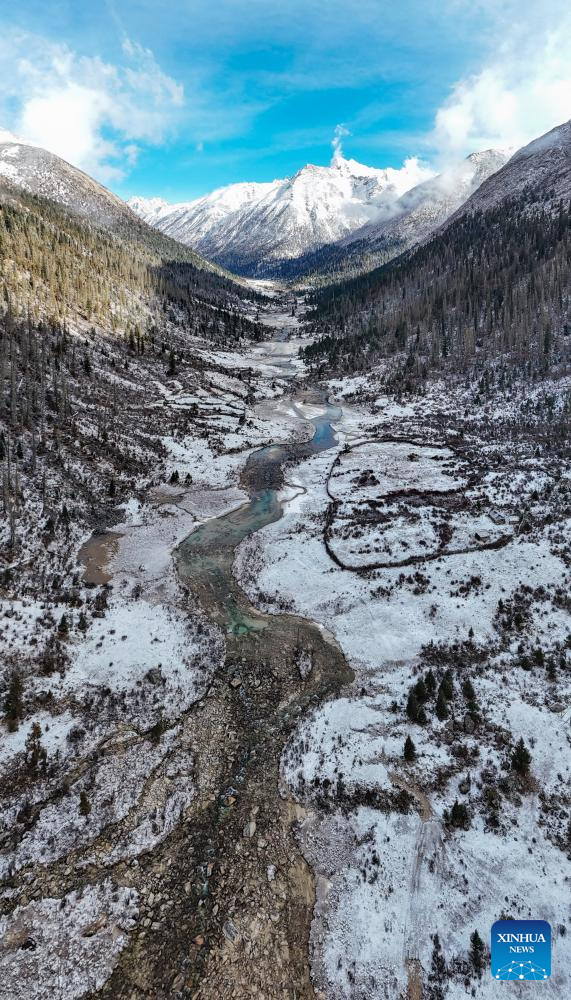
165,348 -> 354,997
91,335 -> 354,999
176,387 -> 341,636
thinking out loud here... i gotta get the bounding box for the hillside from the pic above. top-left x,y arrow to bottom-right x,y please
302,121 -> 571,379
0,131 -> 235,278
0,172 -> 265,347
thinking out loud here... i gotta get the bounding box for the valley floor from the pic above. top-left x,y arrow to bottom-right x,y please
0,315 -> 570,999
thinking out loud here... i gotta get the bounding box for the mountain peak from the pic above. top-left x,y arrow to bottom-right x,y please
129,151 -> 437,276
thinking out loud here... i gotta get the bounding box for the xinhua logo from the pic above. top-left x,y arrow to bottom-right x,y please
491,920 -> 551,980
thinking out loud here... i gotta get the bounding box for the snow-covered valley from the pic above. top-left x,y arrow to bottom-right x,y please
1,113 -> 571,1000
235,366 -> 571,999
3,312 -> 568,999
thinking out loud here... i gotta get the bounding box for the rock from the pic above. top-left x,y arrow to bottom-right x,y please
223,919 -> 239,943
243,820 -> 256,838
229,675 -> 242,688
81,915 -> 107,938
463,714 -> 476,734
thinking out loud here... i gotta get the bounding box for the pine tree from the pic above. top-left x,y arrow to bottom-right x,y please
449,799 -> 470,829
25,722 -> 47,775
435,689 -> 449,720
512,737 -> 532,775
440,670 -> 453,699
4,670 -> 24,731
424,669 -> 436,694
406,690 -> 419,721
470,929 -> 485,976
404,736 -> 416,761
462,678 -> 476,701
414,677 -> 428,703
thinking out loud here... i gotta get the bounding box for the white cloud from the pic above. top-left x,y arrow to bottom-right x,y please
432,14 -> 571,158
331,123 -> 350,163
0,32 -> 184,182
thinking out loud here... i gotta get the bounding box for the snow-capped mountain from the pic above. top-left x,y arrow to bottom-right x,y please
339,149 -> 511,251
285,148 -> 511,280
129,155 -> 434,276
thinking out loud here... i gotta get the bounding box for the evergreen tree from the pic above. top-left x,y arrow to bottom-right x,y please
404,735 -> 417,761
462,678 -> 476,701
424,669 -> 436,695
406,690 -> 419,722
4,670 -> 24,731
449,799 -> 470,830
440,670 -> 453,699
435,689 -> 449,720
414,677 -> 428,703
470,929 -> 485,976
25,722 -> 47,775
512,737 -> 532,775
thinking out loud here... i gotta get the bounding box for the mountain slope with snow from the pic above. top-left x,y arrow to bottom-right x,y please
341,149 -> 511,250
0,129 -> 137,230
304,118 -> 571,374
449,119 -> 571,218
0,129 -> 231,277
129,155 -> 434,276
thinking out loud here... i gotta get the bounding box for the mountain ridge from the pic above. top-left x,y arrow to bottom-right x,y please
128,148 -> 513,279
0,129 -> 240,280
129,154 -> 435,276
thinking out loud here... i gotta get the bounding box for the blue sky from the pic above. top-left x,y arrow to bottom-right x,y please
0,0 -> 570,201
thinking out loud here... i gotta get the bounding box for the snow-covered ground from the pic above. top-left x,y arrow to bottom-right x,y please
0,327 -> 313,995
0,880 -> 139,1000
236,369 -> 571,997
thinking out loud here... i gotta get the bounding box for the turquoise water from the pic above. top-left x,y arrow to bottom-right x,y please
176,394 -> 340,635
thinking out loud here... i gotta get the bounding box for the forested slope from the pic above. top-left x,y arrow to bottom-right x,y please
0,181 -> 264,346
303,188 -> 571,379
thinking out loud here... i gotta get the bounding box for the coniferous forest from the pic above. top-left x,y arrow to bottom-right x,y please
303,190 -> 571,380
